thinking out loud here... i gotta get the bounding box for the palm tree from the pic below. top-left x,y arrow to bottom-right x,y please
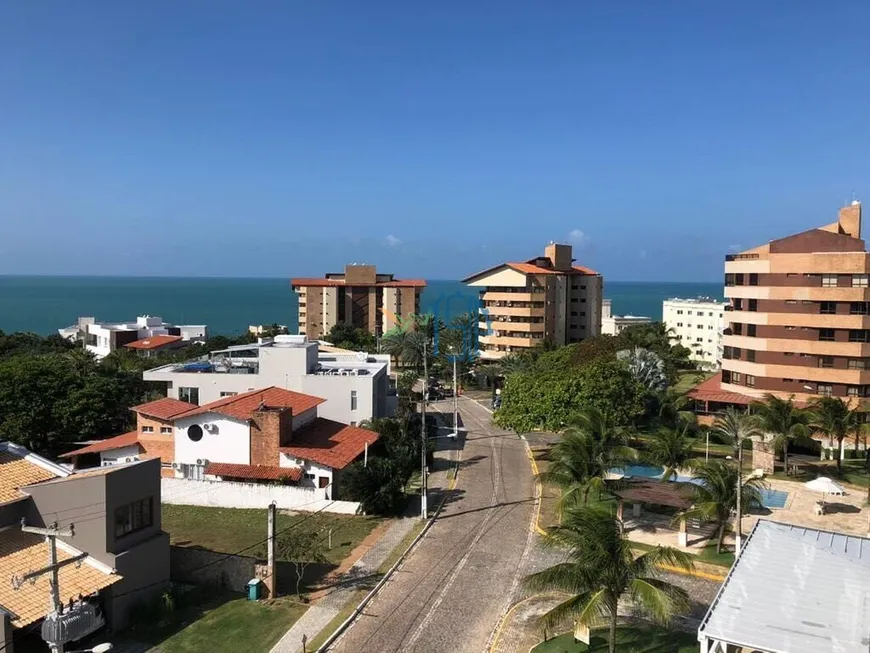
713,408 -> 762,549
525,507 -> 692,653
645,425 -> 696,481
538,408 -> 636,515
678,460 -> 764,554
617,347 -> 668,393
808,396 -> 864,470
750,394 -> 809,476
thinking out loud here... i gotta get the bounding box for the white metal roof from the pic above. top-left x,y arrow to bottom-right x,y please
698,520 -> 870,653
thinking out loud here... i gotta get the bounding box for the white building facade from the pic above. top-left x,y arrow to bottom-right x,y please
662,298 -> 726,369
600,299 -> 651,336
143,335 -> 392,425
59,315 -> 207,359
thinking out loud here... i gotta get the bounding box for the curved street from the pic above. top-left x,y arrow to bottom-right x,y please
327,397 -> 536,653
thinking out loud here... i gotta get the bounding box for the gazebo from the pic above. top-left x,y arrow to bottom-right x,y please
612,479 -> 697,546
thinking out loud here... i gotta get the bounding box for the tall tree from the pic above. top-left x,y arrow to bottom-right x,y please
751,394 -> 809,475
645,425 -> 696,481
807,396 -> 864,469
525,507 -> 692,653
538,408 -> 637,514
678,460 -> 764,553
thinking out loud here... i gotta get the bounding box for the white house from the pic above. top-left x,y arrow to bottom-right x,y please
58,315 -> 208,359
600,299 -> 651,336
143,335 -> 392,425
662,297 -> 725,369
62,388 -> 379,498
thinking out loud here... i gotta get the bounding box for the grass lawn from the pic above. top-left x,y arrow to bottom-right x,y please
532,625 -> 697,653
151,595 -> 307,653
673,370 -> 714,395
162,504 -> 382,565
769,458 -> 870,489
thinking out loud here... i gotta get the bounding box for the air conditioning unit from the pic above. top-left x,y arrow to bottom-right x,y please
203,423 -> 216,433
171,462 -> 182,470
124,457 -> 136,463
196,458 -> 208,466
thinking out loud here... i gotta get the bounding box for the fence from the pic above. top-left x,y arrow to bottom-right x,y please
161,478 -> 361,514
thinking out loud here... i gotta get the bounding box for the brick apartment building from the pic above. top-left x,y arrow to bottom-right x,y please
463,243 -> 603,360
291,264 -> 426,340
693,201 -> 870,420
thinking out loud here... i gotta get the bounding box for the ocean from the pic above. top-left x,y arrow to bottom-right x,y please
0,276 -> 722,336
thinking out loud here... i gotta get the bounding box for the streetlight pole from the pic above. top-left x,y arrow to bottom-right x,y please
451,352 -> 459,438
421,339 -> 428,520
736,442 -> 743,556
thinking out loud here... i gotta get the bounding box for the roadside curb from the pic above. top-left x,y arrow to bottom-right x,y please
488,592 -> 564,653
521,437 -> 547,537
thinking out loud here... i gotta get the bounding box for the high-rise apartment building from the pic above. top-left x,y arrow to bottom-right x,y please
463,243 -> 603,360
663,298 -> 726,369
291,265 -> 425,340
721,201 -> 869,406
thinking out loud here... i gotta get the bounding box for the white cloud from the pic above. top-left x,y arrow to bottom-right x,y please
385,234 -> 402,247
568,229 -> 588,245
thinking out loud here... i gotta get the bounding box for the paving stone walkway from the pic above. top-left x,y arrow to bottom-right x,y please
269,515 -> 420,653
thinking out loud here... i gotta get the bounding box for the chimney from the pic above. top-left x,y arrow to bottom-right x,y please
839,200 -> 862,239
544,243 -> 574,271
250,406 -> 293,466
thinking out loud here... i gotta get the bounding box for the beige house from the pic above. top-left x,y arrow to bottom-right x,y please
721,200 -> 870,407
291,265 -> 425,340
463,243 -> 603,360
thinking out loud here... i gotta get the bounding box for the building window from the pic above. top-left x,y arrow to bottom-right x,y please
735,274 -> 745,286
822,275 -> 838,288
115,497 -> 153,539
785,299 -> 797,304
747,324 -> 757,337
853,275 -> 869,288
732,347 -> 742,359
747,350 -> 756,362
819,329 -> 836,342
187,424 -> 203,442
160,426 -> 172,434
819,356 -> 834,368
687,310 -> 693,315
695,337 -> 703,343
848,359 -> 867,370
722,370 -> 731,384
676,322 -> 683,327
351,390 -> 358,411
733,299 -> 743,310
818,384 -> 833,397
304,473 -> 315,480
731,372 -> 742,384
219,391 -> 238,398
697,324 -> 704,329
850,330 -> 869,343
179,387 -> 199,405
733,323 -> 743,335
748,299 -> 758,312
820,302 -> 837,315
141,426 -> 154,433
851,302 -> 869,315
745,374 -> 756,387
570,311 -> 579,317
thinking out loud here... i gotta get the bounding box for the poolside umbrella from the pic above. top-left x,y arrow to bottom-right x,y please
804,477 -> 846,496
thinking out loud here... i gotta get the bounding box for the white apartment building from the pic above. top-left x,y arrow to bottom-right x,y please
143,335 -> 392,425
662,298 -> 726,369
59,315 -> 208,359
601,299 -> 651,336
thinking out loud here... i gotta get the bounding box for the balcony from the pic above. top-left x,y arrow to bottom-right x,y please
479,320 -> 544,333
479,334 -> 538,348
482,291 -> 546,303
482,304 -> 546,317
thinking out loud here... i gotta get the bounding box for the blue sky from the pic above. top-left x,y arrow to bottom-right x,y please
2,2 -> 869,281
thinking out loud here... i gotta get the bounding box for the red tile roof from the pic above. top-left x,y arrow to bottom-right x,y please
688,372 -> 753,406
291,278 -> 426,288
572,264 -> 599,275
280,418 -> 379,470
59,431 -> 141,458
124,334 -> 184,350
205,462 -> 303,482
177,386 -> 325,422
133,397 -> 198,420
463,261 -> 599,282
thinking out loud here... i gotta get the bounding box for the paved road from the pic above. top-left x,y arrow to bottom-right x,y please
327,397 -> 536,653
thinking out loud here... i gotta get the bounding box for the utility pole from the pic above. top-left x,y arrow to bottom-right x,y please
451,352 -> 459,438
421,339 -> 428,520
266,503 -> 276,598
15,521 -> 82,653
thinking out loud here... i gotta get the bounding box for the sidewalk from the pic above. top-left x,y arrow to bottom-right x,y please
270,416 -> 459,653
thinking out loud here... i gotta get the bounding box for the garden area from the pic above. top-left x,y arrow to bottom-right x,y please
531,625 -> 696,653
162,504 -> 383,566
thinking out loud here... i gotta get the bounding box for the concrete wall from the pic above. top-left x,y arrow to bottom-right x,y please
108,531 -> 170,629
175,413 -> 251,466
161,478 -> 361,513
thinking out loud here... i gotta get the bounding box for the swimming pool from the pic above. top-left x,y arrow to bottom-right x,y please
758,488 -> 789,509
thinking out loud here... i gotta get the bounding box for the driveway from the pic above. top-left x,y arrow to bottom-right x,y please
326,397 -> 536,653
